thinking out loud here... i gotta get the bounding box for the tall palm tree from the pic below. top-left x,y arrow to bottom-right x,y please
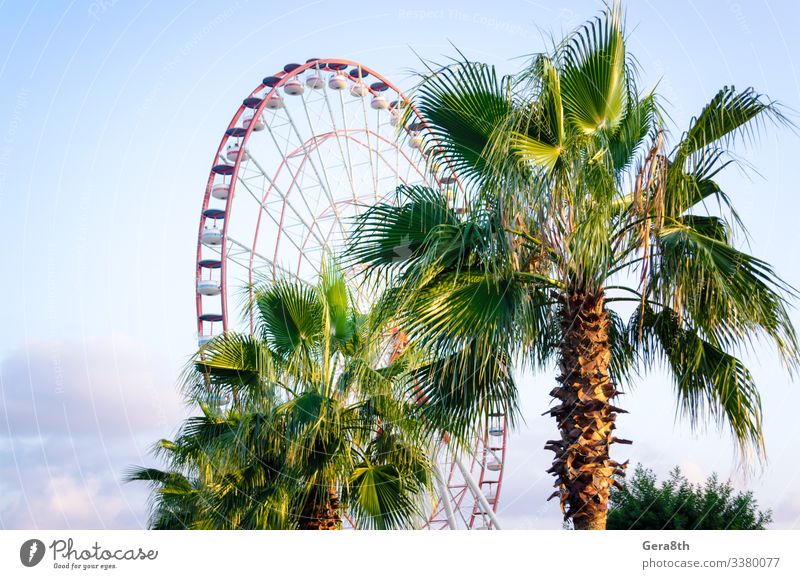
130,262 -> 432,530
347,3 -> 799,529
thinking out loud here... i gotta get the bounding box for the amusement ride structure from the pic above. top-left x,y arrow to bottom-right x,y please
194,58 -> 507,529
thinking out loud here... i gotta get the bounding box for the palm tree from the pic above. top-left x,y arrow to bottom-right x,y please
130,262 -> 432,530
128,404 -> 296,529
347,3 -> 799,529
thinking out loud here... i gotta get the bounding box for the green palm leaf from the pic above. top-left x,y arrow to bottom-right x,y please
632,304 -> 765,456
677,86 -> 785,160
188,333 -> 277,403
345,463 -> 423,530
510,56 -> 566,171
652,218 -> 798,364
559,3 -> 628,135
413,58 -> 513,187
255,280 -> 323,359
348,185 -> 459,274
608,92 -> 658,173
319,257 -> 354,341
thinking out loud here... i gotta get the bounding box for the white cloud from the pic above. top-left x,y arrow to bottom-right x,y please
0,337 -> 187,529
0,336 -> 185,437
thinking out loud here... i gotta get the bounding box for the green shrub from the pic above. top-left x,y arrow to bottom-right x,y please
607,464 -> 772,530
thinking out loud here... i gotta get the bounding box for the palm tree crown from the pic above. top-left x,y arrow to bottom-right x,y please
130,262 -> 432,530
348,3 -> 799,529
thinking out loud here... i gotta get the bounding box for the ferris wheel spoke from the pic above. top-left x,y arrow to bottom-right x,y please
454,456 -> 503,530
282,96 -> 347,240
227,236 -> 302,280
346,133 -> 425,189
318,81 -> 358,201
433,462 -> 459,529
355,75 -> 380,203
252,124 -> 332,247
295,80 -> 353,220
200,242 -> 254,288
235,159 -> 328,251
336,89 -> 360,204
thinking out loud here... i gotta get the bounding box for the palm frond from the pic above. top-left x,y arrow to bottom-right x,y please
675,86 -> 787,161
345,463 -> 425,530
664,166 -> 737,219
409,339 -> 518,444
186,333 -> 277,403
254,279 -> 324,359
509,56 -> 566,171
559,3 -> 628,135
412,58 -> 514,188
346,185 -> 459,276
608,92 -> 658,174
632,303 -> 765,457
319,257 -> 355,342
651,218 -> 799,367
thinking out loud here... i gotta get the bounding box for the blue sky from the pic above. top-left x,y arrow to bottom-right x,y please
1,0 -> 800,529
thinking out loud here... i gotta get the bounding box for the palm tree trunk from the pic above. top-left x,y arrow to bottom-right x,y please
299,487 -> 342,530
546,291 -> 628,530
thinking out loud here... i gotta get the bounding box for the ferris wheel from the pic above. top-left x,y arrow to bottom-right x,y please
194,58 -> 507,530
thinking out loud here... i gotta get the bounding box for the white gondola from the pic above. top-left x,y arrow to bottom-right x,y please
198,335 -> 214,347
389,111 -> 401,127
201,227 -> 223,246
488,426 -> 504,437
242,111 -> 265,131
486,460 -> 502,472
265,94 -> 284,109
329,73 -> 348,90
225,143 -> 249,161
409,134 -> 424,149
197,279 -> 222,296
284,78 -> 304,96
350,82 -> 369,97
370,95 -> 388,110
211,183 -> 230,200
306,73 -> 324,89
